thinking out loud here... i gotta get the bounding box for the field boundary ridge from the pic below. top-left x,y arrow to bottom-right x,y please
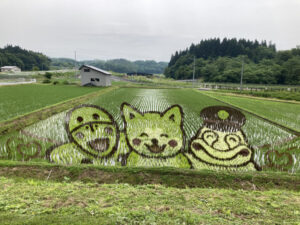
0,160 -> 299,191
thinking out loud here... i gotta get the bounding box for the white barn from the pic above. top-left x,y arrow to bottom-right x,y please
1,66 -> 21,72
79,65 -> 112,86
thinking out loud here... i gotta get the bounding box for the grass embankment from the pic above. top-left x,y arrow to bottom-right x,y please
0,161 -> 299,224
0,85 -> 118,135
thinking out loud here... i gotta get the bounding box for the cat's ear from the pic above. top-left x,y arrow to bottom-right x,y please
121,102 -> 142,122
163,105 -> 183,125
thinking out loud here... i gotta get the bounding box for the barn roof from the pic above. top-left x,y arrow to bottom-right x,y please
79,65 -> 111,75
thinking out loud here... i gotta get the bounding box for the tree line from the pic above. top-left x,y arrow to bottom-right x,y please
0,45 -> 167,74
51,58 -> 168,74
0,45 -> 51,71
164,38 -> 300,85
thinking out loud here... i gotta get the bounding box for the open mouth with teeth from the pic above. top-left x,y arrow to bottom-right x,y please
88,138 -> 110,153
144,143 -> 166,153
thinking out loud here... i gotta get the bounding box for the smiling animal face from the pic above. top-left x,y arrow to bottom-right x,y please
121,103 -> 185,158
66,105 -> 119,158
192,127 -> 246,151
190,127 -> 254,167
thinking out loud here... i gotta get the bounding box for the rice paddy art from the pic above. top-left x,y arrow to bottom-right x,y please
186,106 -> 261,171
1,88 -> 299,172
121,103 -> 190,168
43,103 -> 262,170
46,105 -> 120,165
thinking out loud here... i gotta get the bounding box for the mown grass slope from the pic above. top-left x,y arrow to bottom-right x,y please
0,161 -> 299,225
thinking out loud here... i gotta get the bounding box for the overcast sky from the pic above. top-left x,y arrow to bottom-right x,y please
0,0 -> 299,62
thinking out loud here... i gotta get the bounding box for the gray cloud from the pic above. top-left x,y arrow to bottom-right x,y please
0,0 -> 299,61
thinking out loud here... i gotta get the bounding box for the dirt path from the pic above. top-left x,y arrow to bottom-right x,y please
0,79 -> 36,86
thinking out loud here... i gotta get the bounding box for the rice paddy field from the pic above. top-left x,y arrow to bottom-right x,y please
204,91 -> 300,133
1,85 -> 300,224
0,84 -> 100,122
0,87 -> 299,172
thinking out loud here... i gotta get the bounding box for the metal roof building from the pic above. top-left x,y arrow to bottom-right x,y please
79,65 -> 111,87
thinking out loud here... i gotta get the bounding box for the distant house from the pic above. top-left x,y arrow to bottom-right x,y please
1,66 -> 21,72
79,65 -> 111,87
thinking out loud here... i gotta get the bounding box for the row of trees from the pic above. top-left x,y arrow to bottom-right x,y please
165,38 -> 300,85
51,58 -> 168,74
82,58 -> 168,74
0,45 -> 167,74
0,45 -> 51,71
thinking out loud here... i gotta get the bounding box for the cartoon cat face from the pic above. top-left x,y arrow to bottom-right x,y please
66,105 -> 119,158
121,103 -> 185,158
190,127 -> 253,164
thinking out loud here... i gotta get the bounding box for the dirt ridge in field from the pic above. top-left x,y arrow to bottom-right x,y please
0,161 -> 299,191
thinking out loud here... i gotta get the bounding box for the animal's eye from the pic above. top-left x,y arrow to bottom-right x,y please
202,131 -> 217,146
160,134 -> 169,138
77,116 -> 83,123
140,133 -> 148,137
226,134 -> 241,149
93,113 -> 99,120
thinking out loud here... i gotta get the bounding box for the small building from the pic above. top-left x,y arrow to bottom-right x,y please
1,66 -> 21,73
79,65 -> 111,87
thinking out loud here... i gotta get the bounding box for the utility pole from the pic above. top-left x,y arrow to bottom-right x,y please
74,51 -> 77,69
192,55 -> 195,88
240,56 -> 244,91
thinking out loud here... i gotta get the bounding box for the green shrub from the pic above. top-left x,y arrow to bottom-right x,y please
32,66 -> 40,71
42,79 -> 51,84
53,81 -> 59,85
62,80 -> 69,85
44,72 -> 52,80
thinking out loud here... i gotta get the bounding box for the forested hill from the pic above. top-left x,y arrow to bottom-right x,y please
164,38 -> 300,85
51,58 -> 168,74
0,45 -> 51,71
0,45 -> 167,74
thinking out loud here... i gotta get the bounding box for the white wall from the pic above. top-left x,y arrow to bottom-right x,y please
80,69 -> 111,86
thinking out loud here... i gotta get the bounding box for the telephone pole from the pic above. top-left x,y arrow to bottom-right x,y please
192,56 -> 195,88
240,56 -> 244,91
74,51 -> 77,68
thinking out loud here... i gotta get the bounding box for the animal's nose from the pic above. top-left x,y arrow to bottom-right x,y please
151,138 -> 158,145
